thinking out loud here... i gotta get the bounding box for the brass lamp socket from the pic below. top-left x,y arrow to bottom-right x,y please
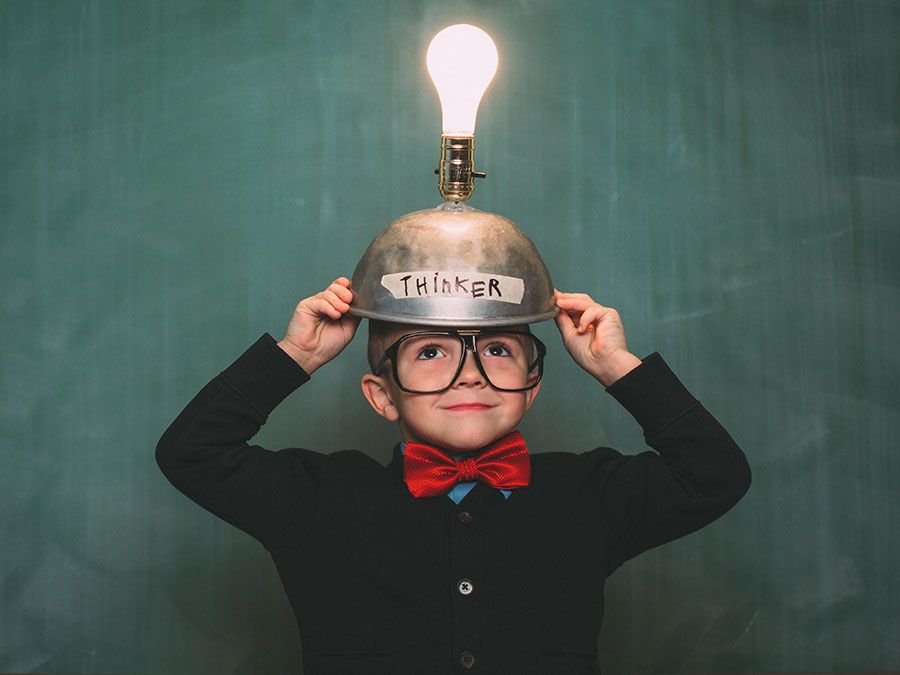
435,136 -> 486,202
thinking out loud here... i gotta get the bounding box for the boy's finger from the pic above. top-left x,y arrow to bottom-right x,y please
556,296 -> 602,310
555,300 -> 584,323
555,291 -> 595,300
555,295 -> 592,307
329,283 -> 353,302
554,305 -> 578,337
323,290 -> 350,310
577,306 -> 606,332
315,298 -> 342,319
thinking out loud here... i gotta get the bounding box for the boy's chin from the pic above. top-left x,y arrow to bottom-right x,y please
421,431 -> 513,455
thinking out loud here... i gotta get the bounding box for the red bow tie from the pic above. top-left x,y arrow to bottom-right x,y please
403,430 -> 531,498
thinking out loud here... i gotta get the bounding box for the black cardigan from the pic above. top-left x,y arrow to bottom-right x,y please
156,333 -> 751,675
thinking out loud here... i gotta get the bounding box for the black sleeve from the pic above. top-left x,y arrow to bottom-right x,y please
594,352 -> 752,572
155,333 -> 327,547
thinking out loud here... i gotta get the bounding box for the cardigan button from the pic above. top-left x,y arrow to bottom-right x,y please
459,651 -> 476,668
457,511 -> 473,523
458,579 -> 474,595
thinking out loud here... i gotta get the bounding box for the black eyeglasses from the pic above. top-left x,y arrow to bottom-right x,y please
374,329 -> 546,394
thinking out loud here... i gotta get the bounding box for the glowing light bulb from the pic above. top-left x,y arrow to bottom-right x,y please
427,24 -> 498,202
427,24 -> 498,137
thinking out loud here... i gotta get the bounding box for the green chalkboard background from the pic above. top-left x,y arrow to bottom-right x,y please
2,1 -> 898,673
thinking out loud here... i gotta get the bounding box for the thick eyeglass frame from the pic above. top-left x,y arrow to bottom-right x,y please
373,329 -> 547,394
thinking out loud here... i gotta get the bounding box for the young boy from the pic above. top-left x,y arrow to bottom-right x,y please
156,276 -> 751,675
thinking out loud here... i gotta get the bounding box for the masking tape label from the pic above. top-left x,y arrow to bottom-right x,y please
381,271 -> 524,304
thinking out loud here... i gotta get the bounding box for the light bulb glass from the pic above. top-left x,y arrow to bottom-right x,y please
426,24 -> 498,137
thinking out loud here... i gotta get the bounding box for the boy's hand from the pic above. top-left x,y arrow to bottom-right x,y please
553,289 -> 643,387
277,277 -> 361,375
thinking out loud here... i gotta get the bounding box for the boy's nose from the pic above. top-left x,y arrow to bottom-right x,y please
452,346 -> 485,387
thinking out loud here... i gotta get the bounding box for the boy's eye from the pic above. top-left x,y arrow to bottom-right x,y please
484,342 -> 512,357
416,344 -> 445,360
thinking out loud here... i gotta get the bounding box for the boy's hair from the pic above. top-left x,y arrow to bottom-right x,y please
366,319 -> 533,376
366,319 -> 409,375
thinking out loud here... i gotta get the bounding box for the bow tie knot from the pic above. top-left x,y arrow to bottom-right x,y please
403,430 -> 531,498
457,457 -> 479,482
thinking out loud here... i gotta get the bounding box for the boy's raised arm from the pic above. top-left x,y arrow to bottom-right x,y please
598,352 -> 751,571
552,290 -> 751,572
155,278 -> 360,547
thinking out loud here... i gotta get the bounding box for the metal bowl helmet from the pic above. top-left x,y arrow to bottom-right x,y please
348,205 -> 557,327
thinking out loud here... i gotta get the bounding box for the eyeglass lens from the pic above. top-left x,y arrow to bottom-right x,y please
395,333 -> 541,393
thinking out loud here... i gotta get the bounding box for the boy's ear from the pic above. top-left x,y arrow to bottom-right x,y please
360,373 -> 400,422
523,380 -> 541,411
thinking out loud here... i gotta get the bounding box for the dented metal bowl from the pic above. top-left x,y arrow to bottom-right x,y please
348,205 -> 557,327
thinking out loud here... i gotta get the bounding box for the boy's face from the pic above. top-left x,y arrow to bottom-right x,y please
360,323 -> 542,455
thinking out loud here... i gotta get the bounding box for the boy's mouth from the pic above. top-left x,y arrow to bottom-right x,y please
444,403 -> 494,411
